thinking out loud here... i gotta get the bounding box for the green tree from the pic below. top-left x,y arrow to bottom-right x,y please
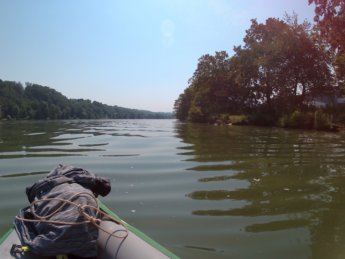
235,17 -> 332,120
188,51 -> 231,122
238,18 -> 299,115
309,0 -> 345,85
0,80 -> 25,119
281,13 -> 333,108
0,79 -> 172,120
174,87 -> 193,121
175,15 -> 334,126
174,51 -> 249,123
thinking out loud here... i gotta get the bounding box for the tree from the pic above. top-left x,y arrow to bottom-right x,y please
282,13 -> 333,107
174,51 -> 251,123
0,79 -> 172,120
175,15 -> 334,126
174,87 -> 193,121
235,17 -> 332,118
0,80 -> 25,119
238,18 -> 299,117
189,51 -> 231,121
309,0 -> 345,84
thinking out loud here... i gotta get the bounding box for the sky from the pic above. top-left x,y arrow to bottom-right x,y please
0,0 -> 316,112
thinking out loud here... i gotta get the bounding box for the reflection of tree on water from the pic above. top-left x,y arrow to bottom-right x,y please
308,174 -> 345,259
175,122 -> 345,258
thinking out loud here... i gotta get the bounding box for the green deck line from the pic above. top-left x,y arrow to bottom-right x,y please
0,228 -> 14,245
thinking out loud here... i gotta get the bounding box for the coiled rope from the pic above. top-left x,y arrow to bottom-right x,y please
15,192 -> 128,239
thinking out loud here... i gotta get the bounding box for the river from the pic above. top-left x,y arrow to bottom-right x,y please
1,119 -> 345,258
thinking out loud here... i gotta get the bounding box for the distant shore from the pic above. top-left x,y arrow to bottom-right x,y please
0,79 -> 173,120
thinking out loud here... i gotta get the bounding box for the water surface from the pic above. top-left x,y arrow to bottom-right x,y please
1,119 -> 345,258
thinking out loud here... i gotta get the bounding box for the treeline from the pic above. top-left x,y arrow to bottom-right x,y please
0,80 -> 172,120
174,1 -> 345,130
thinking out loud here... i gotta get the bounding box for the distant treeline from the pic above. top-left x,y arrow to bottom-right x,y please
0,79 -> 172,120
174,2 -> 345,130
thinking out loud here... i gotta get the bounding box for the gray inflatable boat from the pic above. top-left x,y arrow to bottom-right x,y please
0,202 -> 179,259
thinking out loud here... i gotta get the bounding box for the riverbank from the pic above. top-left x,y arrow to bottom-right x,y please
211,110 -> 345,133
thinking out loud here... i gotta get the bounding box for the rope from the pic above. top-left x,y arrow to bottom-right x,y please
15,192 -> 129,239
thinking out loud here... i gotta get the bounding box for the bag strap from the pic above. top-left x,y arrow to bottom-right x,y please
26,176 -> 75,202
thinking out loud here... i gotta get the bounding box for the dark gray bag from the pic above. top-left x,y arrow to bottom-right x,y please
14,165 -> 111,257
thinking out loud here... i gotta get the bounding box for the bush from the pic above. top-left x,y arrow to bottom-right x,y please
247,112 -> 277,126
289,110 -> 303,128
188,105 -> 206,123
211,114 -> 248,125
313,110 -> 333,130
279,109 -> 333,130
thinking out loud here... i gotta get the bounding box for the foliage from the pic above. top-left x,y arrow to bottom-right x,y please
280,110 -> 313,129
235,16 -> 332,115
174,87 -> 193,121
212,114 -> 247,125
174,51 -> 250,123
0,79 -> 172,120
174,12 -> 338,130
330,104 -> 345,123
279,109 -> 333,130
246,111 -> 278,127
313,110 -> 333,130
309,0 -> 345,86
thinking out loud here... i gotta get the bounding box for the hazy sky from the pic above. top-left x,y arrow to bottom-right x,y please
0,0 -> 316,112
